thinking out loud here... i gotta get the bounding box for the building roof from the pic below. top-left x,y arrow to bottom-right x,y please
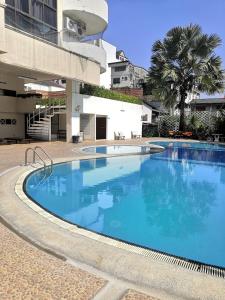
108,60 -> 130,66
191,98 -> 225,105
144,100 -> 168,114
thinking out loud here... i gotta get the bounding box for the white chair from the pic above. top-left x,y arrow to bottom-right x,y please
131,131 -> 141,139
118,132 -> 125,140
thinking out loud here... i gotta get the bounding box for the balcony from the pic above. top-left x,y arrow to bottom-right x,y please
63,0 -> 108,35
60,33 -> 106,73
0,26 -> 100,84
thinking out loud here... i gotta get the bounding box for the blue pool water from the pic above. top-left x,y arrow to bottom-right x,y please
25,142 -> 225,268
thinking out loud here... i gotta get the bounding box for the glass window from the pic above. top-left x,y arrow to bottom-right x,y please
16,0 -> 29,13
114,66 -> 126,72
5,7 -> 15,26
5,0 -> 57,43
113,78 -> 120,84
44,0 -> 56,8
16,12 -> 33,34
43,5 -> 56,27
5,0 -> 15,7
31,0 -> 43,20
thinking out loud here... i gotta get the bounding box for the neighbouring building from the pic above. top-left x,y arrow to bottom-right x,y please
100,41 -> 120,89
109,60 -> 148,89
190,98 -> 225,112
0,0 -> 108,142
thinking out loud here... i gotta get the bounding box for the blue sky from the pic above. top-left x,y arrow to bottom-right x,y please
104,0 -> 225,71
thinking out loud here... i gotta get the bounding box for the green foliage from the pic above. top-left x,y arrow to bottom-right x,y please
80,84 -> 142,105
147,24 -> 225,130
36,98 -> 66,106
186,115 -> 211,139
214,110 -> 225,135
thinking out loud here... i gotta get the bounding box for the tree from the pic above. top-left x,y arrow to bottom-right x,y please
147,24 -> 225,131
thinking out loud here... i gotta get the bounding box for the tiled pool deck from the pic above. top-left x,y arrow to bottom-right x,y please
0,138 -> 225,299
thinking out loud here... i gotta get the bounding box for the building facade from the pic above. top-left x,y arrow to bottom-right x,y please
190,98 -> 225,112
109,59 -> 148,89
0,0 -> 108,142
71,93 -> 152,141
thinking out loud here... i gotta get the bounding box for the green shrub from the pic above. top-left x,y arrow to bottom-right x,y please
214,110 -> 225,135
80,84 -> 142,105
36,98 -> 66,106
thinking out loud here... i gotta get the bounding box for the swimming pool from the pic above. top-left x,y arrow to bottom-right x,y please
82,145 -> 152,155
25,142 -> 225,269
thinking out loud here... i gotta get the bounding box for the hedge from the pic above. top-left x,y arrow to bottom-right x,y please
80,84 -> 142,105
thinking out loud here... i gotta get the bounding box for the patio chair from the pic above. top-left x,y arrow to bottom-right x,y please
131,131 -> 141,139
114,132 -> 125,140
168,131 -> 175,138
182,132 -> 193,139
118,132 -> 125,140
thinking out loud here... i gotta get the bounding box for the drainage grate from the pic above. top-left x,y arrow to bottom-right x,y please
141,248 -> 225,279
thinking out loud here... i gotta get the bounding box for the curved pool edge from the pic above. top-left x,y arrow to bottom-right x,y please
79,143 -> 165,155
0,158 -> 225,300
20,158 -> 225,278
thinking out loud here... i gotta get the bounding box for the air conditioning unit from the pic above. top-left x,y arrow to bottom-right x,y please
64,17 -> 79,34
64,17 -> 86,37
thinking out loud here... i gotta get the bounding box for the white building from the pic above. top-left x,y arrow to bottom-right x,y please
0,0 -> 108,142
71,92 -> 152,140
100,41 -> 119,89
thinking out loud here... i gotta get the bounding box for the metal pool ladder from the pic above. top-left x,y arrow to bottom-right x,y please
25,146 -> 53,170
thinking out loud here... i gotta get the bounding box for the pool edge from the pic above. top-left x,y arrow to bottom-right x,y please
18,157 -> 225,280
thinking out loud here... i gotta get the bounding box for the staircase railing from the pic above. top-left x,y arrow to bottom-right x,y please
27,99 -> 66,131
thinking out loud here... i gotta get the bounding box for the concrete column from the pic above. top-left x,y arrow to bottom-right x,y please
66,80 -> 80,142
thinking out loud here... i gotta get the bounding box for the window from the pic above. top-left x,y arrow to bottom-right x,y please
122,76 -> 127,81
141,114 -> 148,122
113,78 -> 120,84
196,105 -> 206,111
31,0 -> 43,20
5,0 -> 57,43
6,0 -> 15,6
16,0 -> 29,13
43,5 -> 56,27
114,66 -> 126,72
5,7 -> 15,26
44,0 -> 56,9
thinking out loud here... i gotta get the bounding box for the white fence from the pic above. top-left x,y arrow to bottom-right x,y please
159,110 -> 225,136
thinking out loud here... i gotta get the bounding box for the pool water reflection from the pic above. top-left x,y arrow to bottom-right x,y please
25,143 -> 225,268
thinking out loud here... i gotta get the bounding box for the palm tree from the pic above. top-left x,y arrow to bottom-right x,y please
148,24 -> 225,131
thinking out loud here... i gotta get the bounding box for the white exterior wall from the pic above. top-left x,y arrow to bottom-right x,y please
142,103 -> 152,123
25,83 -> 65,92
100,41 -> 119,88
73,94 -> 152,140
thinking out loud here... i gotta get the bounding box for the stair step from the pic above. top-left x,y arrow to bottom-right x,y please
28,126 -> 49,130
27,130 -> 49,134
30,123 -> 49,127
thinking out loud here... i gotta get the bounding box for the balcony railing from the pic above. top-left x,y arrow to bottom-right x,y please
5,7 -> 105,46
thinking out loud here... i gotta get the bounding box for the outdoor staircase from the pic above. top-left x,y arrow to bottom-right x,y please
27,101 -> 66,141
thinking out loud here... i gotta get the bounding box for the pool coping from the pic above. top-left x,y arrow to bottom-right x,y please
17,154 -> 225,278
79,143 -> 165,155
1,145 -> 225,299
